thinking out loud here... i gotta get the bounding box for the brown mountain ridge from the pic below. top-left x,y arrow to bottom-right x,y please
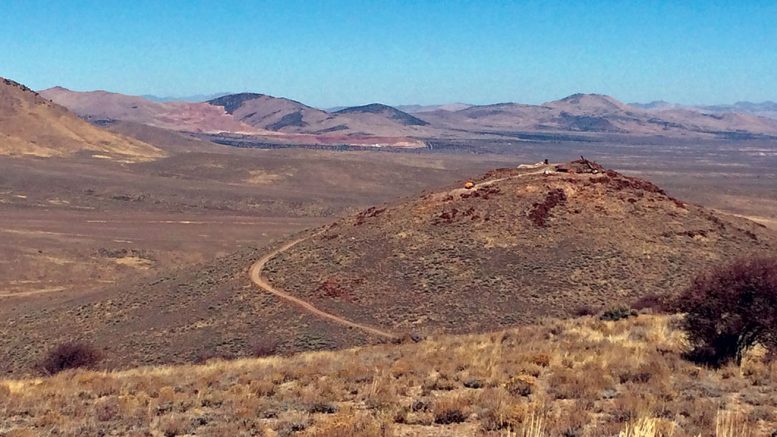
40,86 -> 263,134
0,78 -> 164,160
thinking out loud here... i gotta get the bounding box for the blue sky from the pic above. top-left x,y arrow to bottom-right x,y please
1,1 -> 775,107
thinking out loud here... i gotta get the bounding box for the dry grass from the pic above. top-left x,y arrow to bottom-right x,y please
2,314 -> 777,436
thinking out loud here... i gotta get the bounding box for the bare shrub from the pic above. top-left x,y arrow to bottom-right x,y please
599,307 -> 636,322
574,304 -> 598,317
38,342 -> 101,375
250,339 -> 278,357
677,257 -> 777,366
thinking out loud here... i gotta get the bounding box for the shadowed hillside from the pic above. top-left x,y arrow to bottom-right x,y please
334,103 -> 430,126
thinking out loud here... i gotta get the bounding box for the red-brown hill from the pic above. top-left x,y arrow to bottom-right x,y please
264,161 -> 776,335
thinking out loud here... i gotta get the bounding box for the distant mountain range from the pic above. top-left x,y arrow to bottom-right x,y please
420,93 -> 777,137
36,83 -> 777,148
395,103 -> 473,113
631,100 -> 777,119
141,92 -> 231,103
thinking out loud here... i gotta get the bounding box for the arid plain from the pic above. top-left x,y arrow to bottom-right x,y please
2,76 -> 777,435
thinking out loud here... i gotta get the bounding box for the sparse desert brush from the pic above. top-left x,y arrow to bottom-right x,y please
505,374 -> 535,396
364,369 -> 397,410
617,417 -> 677,437
513,405 -> 547,437
250,338 -> 279,357
305,410 -> 388,437
3,314 -> 777,435
276,409 -> 313,435
38,341 -> 102,375
715,410 -> 753,437
431,393 -> 471,424
478,387 -> 526,431
155,412 -> 193,436
547,365 -> 608,400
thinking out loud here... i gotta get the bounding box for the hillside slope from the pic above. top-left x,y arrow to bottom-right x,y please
208,93 -> 332,132
264,162 -> 776,335
3,314 -> 776,436
0,78 -> 164,160
0,152 -> 516,375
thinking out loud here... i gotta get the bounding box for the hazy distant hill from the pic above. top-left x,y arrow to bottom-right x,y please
40,87 -> 262,134
141,92 -> 231,103
632,100 -> 777,120
396,103 -> 472,113
629,100 -> 685,111
699,101 -> 777,119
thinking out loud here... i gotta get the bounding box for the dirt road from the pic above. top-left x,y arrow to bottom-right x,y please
247,167 -> 552,341
248,233 -> 399,340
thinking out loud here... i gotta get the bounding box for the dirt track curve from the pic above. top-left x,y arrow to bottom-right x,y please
249,234 -> 399,340
247,166 -> 551,340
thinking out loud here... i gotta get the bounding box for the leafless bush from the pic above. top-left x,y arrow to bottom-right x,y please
39,342 -> 102,374
677,257 -> 777,366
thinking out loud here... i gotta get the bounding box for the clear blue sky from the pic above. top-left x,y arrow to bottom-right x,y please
1,1 -> 775,107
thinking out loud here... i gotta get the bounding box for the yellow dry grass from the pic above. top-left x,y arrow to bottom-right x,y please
2,314 -> 776,436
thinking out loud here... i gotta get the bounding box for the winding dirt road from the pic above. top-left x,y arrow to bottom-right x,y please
247,166 -> 552,341
248,233 -> 399,340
